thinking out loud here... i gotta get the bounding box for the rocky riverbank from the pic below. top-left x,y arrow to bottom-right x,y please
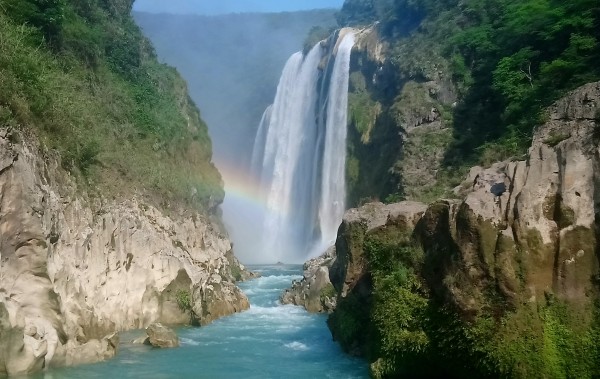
280,247 -> 337,313
0,128 -> 250,376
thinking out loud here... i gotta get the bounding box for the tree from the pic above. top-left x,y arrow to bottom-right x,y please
2,0 -> 66,44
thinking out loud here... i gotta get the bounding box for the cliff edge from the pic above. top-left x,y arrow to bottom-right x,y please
325,81 -> 600,377
0,131 -> 249,376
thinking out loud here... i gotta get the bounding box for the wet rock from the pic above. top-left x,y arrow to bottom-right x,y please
281,246 -> 337,313
145,323 -> 179,348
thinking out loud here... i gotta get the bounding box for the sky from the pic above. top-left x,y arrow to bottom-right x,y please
133,0 -> 345,15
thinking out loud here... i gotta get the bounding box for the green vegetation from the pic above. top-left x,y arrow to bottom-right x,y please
330,223 -> 600,378
338,0 -> 600,187
319,283 -> 337,303
0,0 -> 223,213
327,290 -> 370,352
347,70 -> 383,143
345,67 -> 407,206
303,25 -> 333,55
175,289 -> 192,312
175,288 -> 198,324
446,0 -> 600,163
364,233 -> 430,378
229,265 -> 243,282
543,132 -> 571,147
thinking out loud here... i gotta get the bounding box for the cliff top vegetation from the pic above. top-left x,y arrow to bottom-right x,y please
338,0 -> 600,165
0,0 -> 223,213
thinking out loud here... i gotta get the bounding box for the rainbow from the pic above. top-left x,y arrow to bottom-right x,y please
216,160 -> 266,211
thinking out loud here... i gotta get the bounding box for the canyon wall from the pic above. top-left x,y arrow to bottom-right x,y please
308,81 -> 600,378
0,129 -> 250,376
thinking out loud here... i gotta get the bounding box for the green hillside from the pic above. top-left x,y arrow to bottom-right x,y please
331,1 -> 600,377
0,0 -> 223,213
341,0 -> 600,163
339,0 -> 600,205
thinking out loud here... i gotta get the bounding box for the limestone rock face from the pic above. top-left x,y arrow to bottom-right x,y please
280,246 -> 337,313
346,24 -> 457,206
325,82 -> 600,368
281,202 -> 428,315
145,323 -> 179,348
352,26 -> 386,65
423,81 -> 600,317
0,128 -> 250,375
191,276 -> 250,326
330,201 -> 428,298
324,201 -> 428,356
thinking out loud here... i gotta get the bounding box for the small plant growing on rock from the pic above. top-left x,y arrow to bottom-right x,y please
543,131 -> 571,147
319,283 -> 337,303
175,289 -> 192,312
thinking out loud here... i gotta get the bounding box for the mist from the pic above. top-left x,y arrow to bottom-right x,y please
134,10 -> 337,264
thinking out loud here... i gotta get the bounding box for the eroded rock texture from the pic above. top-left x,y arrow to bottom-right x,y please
325,82 -> 600,377
0,129 -> 250,375
280,246 -> 337,313
429,81 -> 600,317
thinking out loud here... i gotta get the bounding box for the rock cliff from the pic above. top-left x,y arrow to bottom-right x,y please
345,25 -> 457,205
280,247 -> 337,313
326,201 -> 428,356
0,128 -> 250,376
430,81 -> 600,317
325,81 -> 600,377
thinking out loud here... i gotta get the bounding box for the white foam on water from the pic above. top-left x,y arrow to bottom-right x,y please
180,337 -> 200,346
120,359 -> 140,365
284,341 -> 309,351
249,274 -> 302,286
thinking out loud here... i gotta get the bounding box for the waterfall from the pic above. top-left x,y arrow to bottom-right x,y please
251,31 -> 355,263
250,104 -> 272,180
318,33 -> 355,252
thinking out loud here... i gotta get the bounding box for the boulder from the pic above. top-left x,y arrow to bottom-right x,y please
280,246 -> 337,313
145,323 -> 179,348
191,280 -> 250,326
65,333 -> 119,366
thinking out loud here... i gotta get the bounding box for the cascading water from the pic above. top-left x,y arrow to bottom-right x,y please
318,33 -> 354,252
251,31 -> 355,263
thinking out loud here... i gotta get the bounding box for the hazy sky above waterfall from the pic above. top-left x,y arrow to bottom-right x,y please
133,0 -> 345,14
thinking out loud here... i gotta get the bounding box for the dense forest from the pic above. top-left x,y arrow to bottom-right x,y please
339,0 -> 600,164
0,0 -> 222,212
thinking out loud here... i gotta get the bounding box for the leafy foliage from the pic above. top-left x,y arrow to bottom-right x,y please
335,0 -> 378,26
175,289 -> 192,312
444,0 -> 600,163
1,0 -> 66,44
340,0 -> 600,165
364,234 -> 431,377
338,226 -> 600,378
0,0 -> 223,213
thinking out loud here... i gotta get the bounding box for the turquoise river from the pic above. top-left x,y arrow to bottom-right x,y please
23,265 -> 368,379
